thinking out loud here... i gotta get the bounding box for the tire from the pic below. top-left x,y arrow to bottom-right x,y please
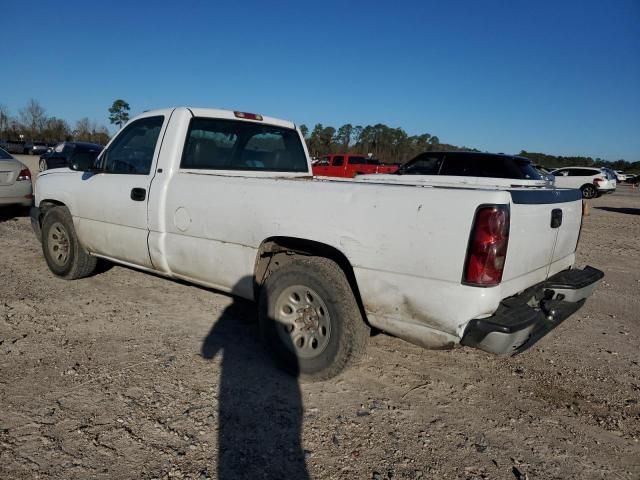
259,256 -> 369,381
41,206 -> 97,279
581,184 -> 597,199
39,159 -> 47,172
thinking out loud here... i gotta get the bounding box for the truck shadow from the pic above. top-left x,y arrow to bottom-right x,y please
594,206 -> 640,216
201,295 -> 309,479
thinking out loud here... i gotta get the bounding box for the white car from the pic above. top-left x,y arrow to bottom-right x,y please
614,170 -> 627,182
550,167 -> 616,199
30,107 -> 603,380
0,147 -> 33,207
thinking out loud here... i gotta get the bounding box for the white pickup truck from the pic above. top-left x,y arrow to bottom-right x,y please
31,107 -> 603,380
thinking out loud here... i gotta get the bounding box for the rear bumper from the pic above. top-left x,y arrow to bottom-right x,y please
461,266 -> 604,355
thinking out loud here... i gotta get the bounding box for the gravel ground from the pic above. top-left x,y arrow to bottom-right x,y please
1,157 -> 639,479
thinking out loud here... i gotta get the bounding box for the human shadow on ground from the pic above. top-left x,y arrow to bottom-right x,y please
594,206 -> 640,216
0,205 -> 29,223
201,295 -> 309,479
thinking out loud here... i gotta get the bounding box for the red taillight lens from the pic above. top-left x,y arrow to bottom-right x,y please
464,206 -> 510,286
593,177 -> 604,185
17,168 -> 31,181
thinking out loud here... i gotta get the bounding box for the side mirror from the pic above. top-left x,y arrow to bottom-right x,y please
69,157 -> 98,172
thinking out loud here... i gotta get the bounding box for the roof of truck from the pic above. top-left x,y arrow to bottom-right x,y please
136,107 -> 298,131
186,107 -> 297,130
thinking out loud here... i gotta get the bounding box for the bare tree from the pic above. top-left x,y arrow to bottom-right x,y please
0,104 -> 10,137
19,99 -> 47,140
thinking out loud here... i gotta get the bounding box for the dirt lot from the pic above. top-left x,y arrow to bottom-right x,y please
1,157 -> 639,479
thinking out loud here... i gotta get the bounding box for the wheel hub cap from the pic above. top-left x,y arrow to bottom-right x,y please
47,222 -> 70,267
274,285 -> 331,359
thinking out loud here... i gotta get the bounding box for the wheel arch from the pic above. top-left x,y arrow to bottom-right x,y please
254,236 -> 369,324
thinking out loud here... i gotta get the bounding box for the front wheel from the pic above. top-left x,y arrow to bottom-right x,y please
259,256 -> 369,381
41,206 -> 97,279
581,184 -> 597,199
39,159 -> 47,171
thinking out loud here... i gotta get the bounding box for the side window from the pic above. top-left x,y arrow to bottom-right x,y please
181,118 -> 308,172
103,116 -> 164,174
332,156 -> 344,166
348,156 -> 367,165
404,156 -> 442,175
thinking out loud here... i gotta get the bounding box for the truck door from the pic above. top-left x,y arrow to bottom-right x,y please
331,155 -> 345,176
74,114 -> 168,268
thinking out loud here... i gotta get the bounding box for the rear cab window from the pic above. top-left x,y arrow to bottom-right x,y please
181,118 -> 308,173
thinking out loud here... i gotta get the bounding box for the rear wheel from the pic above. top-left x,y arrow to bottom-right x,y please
39,159 -> 47,171
41,206 -> 97,279
259,256 -> 369,381
581,184 -> 597,199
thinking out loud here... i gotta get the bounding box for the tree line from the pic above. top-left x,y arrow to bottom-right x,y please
1,99 -> 635,171
299,122 -> 475,163
0,99 -> 113,145
516,150 -> 639,172
299,123 -> 637,171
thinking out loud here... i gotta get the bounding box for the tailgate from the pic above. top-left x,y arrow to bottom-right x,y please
502,188 -> 583,282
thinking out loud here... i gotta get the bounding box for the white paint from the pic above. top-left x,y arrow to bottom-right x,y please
34,107 -> 587,349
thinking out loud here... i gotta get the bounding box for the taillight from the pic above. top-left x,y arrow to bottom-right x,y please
464,205 -> 510,286
17,168 -> 31,181
593,177 -> 604,185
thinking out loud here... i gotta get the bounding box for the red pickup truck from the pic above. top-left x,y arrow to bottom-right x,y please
312,154 -> 399,178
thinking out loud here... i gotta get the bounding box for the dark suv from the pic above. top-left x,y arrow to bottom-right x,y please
39,142 -> 104,171
397,151 -> 544,180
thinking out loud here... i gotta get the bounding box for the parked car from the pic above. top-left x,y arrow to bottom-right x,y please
39,142 -> 104,171
358,152 -> 548,187
600,167 -> 619,186
29,142 -> 49,156
613,170 -> 627,182
0,147 -> 33,207
31,107 -> 603,380
312,154 -> 398,177
550,167 -> 616,198
3,140 -> 30,154
532,164 -> 555,184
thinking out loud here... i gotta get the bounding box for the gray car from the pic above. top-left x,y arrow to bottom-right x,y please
0,147 -> 33,207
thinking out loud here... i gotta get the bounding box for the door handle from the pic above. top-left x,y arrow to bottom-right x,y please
550,208 -> 563,228
130,188 -> 146,201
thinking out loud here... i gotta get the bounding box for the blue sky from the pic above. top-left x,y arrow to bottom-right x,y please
2,0 -> 639,160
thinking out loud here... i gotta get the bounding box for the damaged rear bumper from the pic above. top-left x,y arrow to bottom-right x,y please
461,266 -> 604,355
